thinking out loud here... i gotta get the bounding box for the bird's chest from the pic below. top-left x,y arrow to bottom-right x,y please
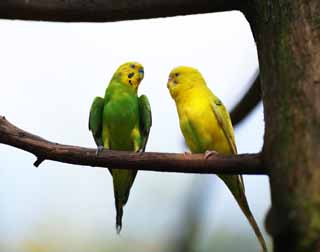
103,94 -> 139,135
107,93 -> 138,117
178,100 -> 219,151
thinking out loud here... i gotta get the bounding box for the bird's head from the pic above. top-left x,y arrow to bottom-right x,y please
167,66 -> 205,99
113,62 -> 144,91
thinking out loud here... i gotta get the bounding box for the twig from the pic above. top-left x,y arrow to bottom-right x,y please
0,116 -> 267,175
230,70 -> 261,126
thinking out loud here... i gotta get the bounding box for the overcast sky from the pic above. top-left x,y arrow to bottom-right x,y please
0,11 -> 270,252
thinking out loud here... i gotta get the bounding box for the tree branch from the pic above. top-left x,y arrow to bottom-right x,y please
0,116 -> 267,175
230,70 -> 261,126
0,0 -> 243,22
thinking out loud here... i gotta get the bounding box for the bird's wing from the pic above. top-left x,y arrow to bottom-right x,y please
138,95 -> 152,152
210,96 -> 237,154
89,96 -> 105,147
209,93 -> 267,251
210,95 -> 245,190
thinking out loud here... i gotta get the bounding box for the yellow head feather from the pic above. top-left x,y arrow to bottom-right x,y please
113,61 -> 144,91
167,66 -> 206,99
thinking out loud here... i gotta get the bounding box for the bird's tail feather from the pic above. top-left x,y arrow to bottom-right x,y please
237,192 -> 268,252
115,199 -> 123,234
112,168 -> 136,234
219,174 -> 268,252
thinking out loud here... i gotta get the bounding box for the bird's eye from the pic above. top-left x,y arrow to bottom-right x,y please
128,72 -> 135,78
175,73 -> 179,77
130,64 -> 136,69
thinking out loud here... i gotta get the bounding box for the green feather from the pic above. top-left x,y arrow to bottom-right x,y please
138,95 -> 152,152
89,96 -> 104,147
89,66 -> 151,233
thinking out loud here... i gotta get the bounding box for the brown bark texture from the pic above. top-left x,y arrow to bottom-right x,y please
0,116 -> 266,175
0,0 -> 241,22
247,1 -> 320,251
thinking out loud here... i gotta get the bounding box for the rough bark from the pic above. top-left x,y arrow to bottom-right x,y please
246,1 -> 320,251
0,0 -> 242,22
0,116 -> 266,175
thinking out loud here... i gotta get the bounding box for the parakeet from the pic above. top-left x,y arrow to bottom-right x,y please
167,66 -> 267,252
89,62 -> 152,233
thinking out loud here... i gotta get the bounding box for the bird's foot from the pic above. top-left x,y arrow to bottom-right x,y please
204,150 -> 218,159
183,151 -> 192,159
96,145 -> 104,156
135,148 -> 144,156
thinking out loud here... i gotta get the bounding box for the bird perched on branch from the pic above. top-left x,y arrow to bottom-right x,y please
89,62 -> 152,232
167,66 -> 267,252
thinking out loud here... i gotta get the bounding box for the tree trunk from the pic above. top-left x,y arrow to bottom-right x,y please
246,1 -> 320,251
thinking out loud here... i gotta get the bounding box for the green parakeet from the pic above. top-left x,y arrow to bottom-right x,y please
89,62 -> 152,232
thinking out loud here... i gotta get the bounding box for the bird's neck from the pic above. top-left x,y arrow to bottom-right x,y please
108,80 -> 137,94
175,85 -> 205,105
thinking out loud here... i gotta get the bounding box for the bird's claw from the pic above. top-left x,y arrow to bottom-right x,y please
183,151 -> 192,159
136,149 -> 144,155
204,150 -> 218,159
183,151 -> 191,156
96,145 -> 104,156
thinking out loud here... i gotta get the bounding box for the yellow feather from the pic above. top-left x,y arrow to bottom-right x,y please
167,66 -> 268,252
168,66 -> 234,154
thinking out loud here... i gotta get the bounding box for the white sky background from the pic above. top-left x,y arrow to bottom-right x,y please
0,11 -> 271,251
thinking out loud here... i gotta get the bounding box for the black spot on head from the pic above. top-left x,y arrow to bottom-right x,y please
129,80 -> 133,85
130,64 -> 136,69
128,72 -> 135,79
175,73 -> 180,77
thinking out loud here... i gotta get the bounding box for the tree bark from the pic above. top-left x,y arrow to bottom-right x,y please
0,116 -> 266,175
0,0 -> 242,22
246,1 -> 320,251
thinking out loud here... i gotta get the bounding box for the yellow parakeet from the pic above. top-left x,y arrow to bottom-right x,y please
167,66 -> 267,252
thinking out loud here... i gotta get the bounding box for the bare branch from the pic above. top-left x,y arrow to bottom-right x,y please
0,0 -> 243,22
0,116 -> 267,175
230,70 -> 261,126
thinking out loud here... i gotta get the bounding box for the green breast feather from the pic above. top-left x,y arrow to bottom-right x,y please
88,80 -> 152,233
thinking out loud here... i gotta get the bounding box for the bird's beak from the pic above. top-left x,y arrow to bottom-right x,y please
139,68 -> 144,80
167,77 -> 172,89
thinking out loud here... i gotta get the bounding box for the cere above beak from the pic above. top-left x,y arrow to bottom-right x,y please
167,77 -> 172,88
138,68 -> 144,78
